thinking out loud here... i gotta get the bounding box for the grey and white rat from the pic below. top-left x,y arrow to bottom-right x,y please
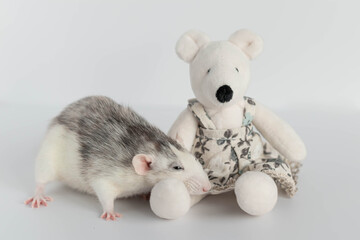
25,96 -> 211,220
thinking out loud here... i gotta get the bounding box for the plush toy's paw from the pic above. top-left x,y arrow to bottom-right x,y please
150,178 -> 190,220
235,171 -> 277,216
24,195 -> 53,208
100,211 -> 122,221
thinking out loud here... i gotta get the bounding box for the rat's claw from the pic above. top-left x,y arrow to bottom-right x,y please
40,199 -> 48,207
24,198 -> 34,205
31,199 -> 37,208
100,211 -> 122,221
25,195 -> 53,208
44,196 -> 53,202
32,199 -> 40,208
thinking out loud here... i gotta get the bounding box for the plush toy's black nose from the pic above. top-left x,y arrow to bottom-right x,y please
216,85 -> 233,103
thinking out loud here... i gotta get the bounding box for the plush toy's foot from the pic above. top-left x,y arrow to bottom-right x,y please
24,195 -> 53,208
100,211 -> 122,221
235,171 -> 278,216
150,178 -> 191,220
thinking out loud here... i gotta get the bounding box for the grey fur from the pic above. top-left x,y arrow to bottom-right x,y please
52,96 -> 183,181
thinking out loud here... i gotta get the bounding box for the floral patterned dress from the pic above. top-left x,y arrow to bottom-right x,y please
188,97 -> 301,196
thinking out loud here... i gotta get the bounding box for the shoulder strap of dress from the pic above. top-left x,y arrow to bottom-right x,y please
242,96 -> 257,126
188,99 -> 216,130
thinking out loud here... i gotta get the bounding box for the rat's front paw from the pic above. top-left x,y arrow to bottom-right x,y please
140,192 -> 151,201
24,195 -> 53,208
100,211 -> 122,221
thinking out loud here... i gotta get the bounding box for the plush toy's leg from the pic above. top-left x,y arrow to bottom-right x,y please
234,171 -> 278,216
150,178 -> 207,220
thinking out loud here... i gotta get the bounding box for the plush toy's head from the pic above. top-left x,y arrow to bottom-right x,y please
176,29 -> 263,109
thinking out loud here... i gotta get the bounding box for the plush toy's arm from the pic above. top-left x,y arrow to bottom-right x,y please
252,102 -> 307,162
168,108 -> 198,151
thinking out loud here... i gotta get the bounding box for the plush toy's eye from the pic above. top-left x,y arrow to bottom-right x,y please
207,68 -> 211,74
173,166 -> 184,171
235,67 -> 239,72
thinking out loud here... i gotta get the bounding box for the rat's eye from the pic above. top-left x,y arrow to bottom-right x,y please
235,67 -> 239,72
173,166 -> 184,171
207,68 -> 211,74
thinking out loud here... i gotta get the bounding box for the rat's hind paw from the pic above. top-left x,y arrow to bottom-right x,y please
24,195 -> 53,208
100,211 -> 122,221
140,193 -> 151,201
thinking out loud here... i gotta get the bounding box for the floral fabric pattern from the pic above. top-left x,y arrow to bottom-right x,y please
188,97 -> 300,196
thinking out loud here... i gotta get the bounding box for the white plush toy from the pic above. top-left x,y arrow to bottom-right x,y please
150,29 -> 307,219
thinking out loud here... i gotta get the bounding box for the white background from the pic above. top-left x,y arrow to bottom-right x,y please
0,0 -> 359,240
1,0 -> 360,108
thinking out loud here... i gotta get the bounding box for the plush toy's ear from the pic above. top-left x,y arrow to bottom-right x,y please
229,29 -> 264,60
132,154 -> 153,175
176,30 -> 210,63
175,133 -> 185,148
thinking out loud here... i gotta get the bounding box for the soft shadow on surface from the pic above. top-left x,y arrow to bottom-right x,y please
189,192 -> 252,220
23,182 -> 157,219
22,182 -> 292,220
45,185 -> 249,220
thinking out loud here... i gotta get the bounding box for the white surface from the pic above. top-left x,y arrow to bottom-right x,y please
1,0 -> 360,239
0,104 -> 359,239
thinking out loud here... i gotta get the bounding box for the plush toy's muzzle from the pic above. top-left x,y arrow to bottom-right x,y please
216,85 -> 233,103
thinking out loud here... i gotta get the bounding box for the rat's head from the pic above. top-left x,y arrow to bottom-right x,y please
132,143 -> 211,195
176,29 -> 263,109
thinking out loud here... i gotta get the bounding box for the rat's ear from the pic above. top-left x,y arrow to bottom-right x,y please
132,154 -> 153,175
228,29 -> 263,60
176,30 -> 210,63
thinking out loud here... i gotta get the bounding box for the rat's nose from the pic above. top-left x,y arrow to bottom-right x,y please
202,184 -> 211,193
216,85 -> 233,103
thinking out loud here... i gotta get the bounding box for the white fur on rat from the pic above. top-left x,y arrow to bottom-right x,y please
25,96 -> 211,221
